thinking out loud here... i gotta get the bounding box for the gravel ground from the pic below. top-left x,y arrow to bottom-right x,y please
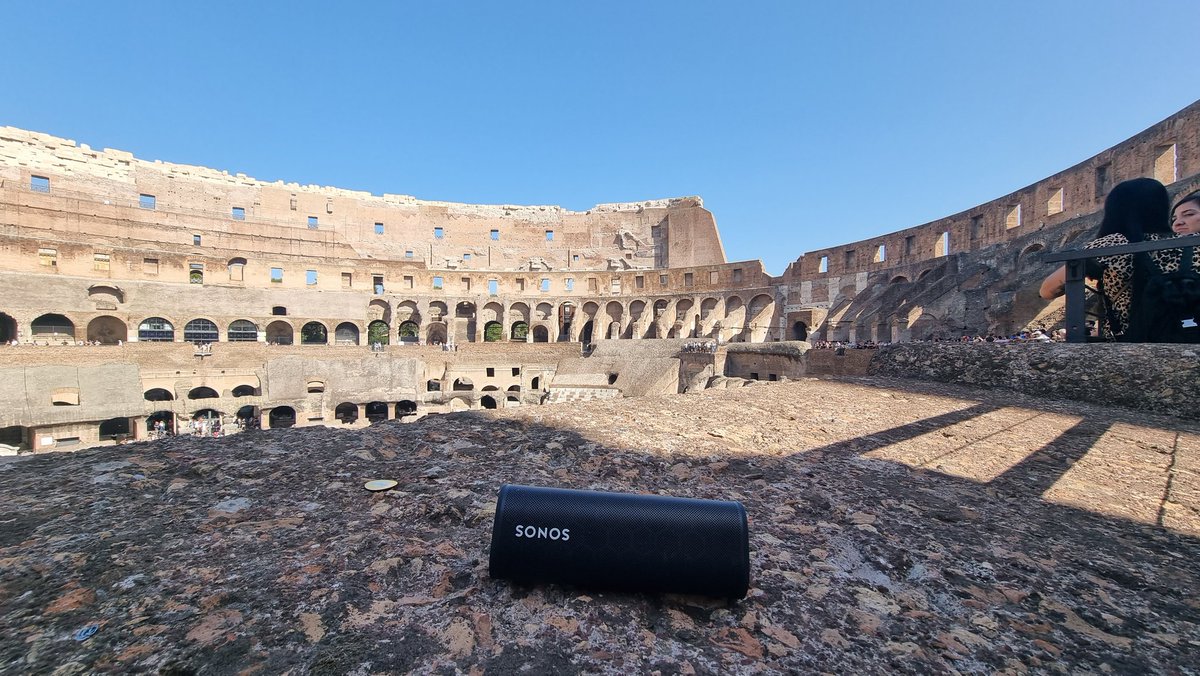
1,376 -> 1198,675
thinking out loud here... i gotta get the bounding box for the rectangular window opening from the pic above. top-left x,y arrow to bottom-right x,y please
732,268 -> 743,283
1005,204 -> 1022,229
684,272 -> 694,287
30,175 -> 50,193
306,270 -> 318,286
844,250 -> 857,269
565,278 -> 574,292
39,248 -> 57,267
659,274 -> 668,286
970,215 -> 984,240
611,278 -> 621,294
433,276 -> 444,290
271,267 -> 283,283
818,256 -> 829,273
1154,144 -> 1177,185
373,275 -> 385,294
139,194 -> 156,209
144,258 -> 158,275
232,206 -> 246,220
490,229 -> 499,241
405,250 -> 413,259
307,216 -> 319,229
708,270 -> 719,284
462,277 -> 472,291
488,279 -> 498,295
403,275 -> 414,289
635,275 -> 645,289
375,222 -> 384,235
1047,188 -> 1064,216
341,272 -> 352,288
540,278 -> 550,292
93,253 -> 110,271
937,231 -> 951,257
588,278 -> 599,293
193,234 -> 202,246
434,227 -> 444,239
486,368 -> 495,378
1095,163 -> 1111,200
545,230 -> 554,241
874,244 -> 886,263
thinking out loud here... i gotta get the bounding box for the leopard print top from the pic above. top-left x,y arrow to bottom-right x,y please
1084,232 -> 1200,338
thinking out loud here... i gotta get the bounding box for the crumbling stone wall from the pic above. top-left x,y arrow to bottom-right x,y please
869,342 -> 1200,420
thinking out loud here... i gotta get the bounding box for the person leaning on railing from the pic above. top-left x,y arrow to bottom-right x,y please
1038,178 -> 1187,340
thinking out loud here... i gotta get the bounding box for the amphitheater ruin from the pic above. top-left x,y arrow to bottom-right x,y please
1,100 -> 1198,452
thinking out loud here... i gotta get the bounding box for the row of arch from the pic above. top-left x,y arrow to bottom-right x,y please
3,292 -> 779,346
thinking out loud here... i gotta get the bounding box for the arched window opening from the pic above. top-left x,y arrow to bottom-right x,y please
396,400 -> 417,417
147,411 -> 175,435
398,321 -> 419,342
335,403 -> 358,424
87,316 -> 127,344
307,381 -> 325,394
453,378 -> 474,392
138,317 -> 175,342
190,270 -> 204,285
266,321 -> 293,345
427,379 -> 442,392
32,313 -> 76,341
368,320 -> 391,346
193,409 -> 222,421
0,313 -> 17,343
269,407 -> 296,429
144,388 -> 174,402
227,320 -> 258,342
188,386 -> 219,400
365,402 -> 388,423
792,321 -> 809,341
232,385 -> 258,397
300,322 -> 328,344
334,322 -> 359,345
227,258 -> 247,282
99,417 -> 130,440
607,373 -> 618,385
184,319 -> 219,343
480,395 -> 498,410
579,321 -> 594,345
532,325 -> 549,342
511,322 -> 529,341
531,376 -> 541,390
484,321 -> 503,342
235,406 -> 258,427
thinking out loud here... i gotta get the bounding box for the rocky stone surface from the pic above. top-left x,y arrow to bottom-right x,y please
2,376 -> 1198,674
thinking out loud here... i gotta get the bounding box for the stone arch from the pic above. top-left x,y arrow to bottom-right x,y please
453,377 -> 474,391
890,276 -> 910,284
0,312 -> 16,343
426,322 -> 448,345
700,297 -> 719,320
227,319 -> 258,342
98,417 -> 131,440
227,257 -> 247,282
335,402 -> 358,424
368,320 -> 390,345
509,303 -> 530,323
147,411 -> 175,434
605,301 -> 624,339
396,400 -> 417,417
428,301 -> 448,323
398,321 -> 420,342
917,269 -> 933,280
455,302 -> 477,343
724,297 -> 746,342
365,402 -> 388,423
144,388 -> 173,402
268,406 -> 296,429
334,322 -> 360,345
484,321 -> 503,342
188,386 -> 219,400
137,317 -> 175,342
532,325 -> 549,342
87,316 -> 127,344
1018,243 -> 1046,266
192,408 -> 222,421
510,321 -> 529,341
184,318 -> 219,343
792,321 -> 809,341
747,294 -> 775,342
555,302 -> 573,341
32,313 -> 76,342
580,320 -> 594,345
301,321 -> 328,345
231,384 -> 258,397
481,395 -> 498,410
481,302 -> 504,325
87,285 -> 123,304
368,299 -> 392,324
266,320 -> 294,345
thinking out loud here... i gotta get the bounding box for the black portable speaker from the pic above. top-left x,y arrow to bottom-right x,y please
488,484 -> 750,599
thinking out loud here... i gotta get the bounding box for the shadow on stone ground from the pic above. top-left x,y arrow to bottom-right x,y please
1,376 -> 1198,674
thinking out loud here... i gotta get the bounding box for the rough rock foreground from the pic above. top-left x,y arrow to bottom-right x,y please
2,377 -> 1198,675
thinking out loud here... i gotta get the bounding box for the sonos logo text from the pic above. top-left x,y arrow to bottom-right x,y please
514,525 -> 570,541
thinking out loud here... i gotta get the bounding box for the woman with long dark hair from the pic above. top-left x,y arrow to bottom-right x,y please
1039,177 -> 1178,339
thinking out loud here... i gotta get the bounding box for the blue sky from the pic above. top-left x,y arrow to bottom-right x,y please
3,1 -> 1196,274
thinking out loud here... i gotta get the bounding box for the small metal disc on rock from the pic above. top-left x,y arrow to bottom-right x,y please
364,480 -> 398,492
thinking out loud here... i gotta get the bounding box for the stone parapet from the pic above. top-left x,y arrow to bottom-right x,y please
869,342 -> 1200,420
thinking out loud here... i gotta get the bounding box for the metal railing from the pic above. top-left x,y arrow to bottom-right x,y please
1042,235 -> 1199,343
